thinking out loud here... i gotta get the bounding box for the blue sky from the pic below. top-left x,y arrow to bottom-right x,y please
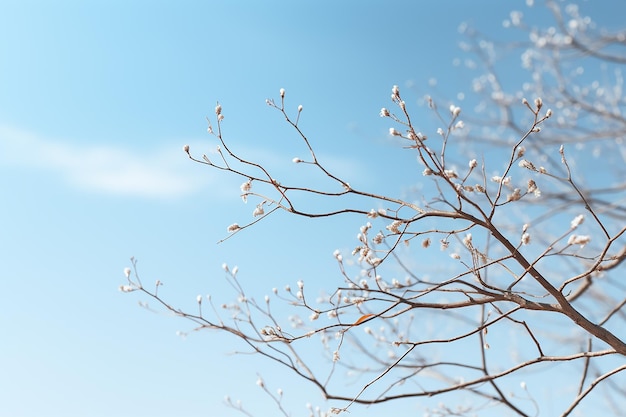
1,1 -> 625,416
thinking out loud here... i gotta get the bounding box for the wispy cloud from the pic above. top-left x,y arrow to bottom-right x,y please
0,125 -> 211,199
0,124 -> 373,201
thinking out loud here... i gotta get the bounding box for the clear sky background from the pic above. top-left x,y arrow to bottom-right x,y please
1,1 -> 625,417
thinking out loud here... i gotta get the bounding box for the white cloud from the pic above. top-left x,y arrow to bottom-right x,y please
0,124 -> 373,201
0,124 -> 212,199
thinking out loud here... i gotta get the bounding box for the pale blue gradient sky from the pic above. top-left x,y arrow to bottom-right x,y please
1,1 -> 624,416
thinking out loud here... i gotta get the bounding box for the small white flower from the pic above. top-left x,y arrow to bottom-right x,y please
215,103 -> 222,115
546,109 -> 553,118
309,311 -> 320,321
463,233 -> 472,247
571,214 -> 584,229
450,253 -> 461,260
124,267 -> 131,278
253,203 -> 265,217
369,257 -> 382,267
392,85 -> 400,97
279,88 -> 285,98
386,220 -> 402,234
534,97 -> 543,109
521,232 -> 531,245
292,157 -> 302,163
297,104 -> 303,112
423,168 -> 433,176
367,209 -> 378,218
240,180 -> 252,193
568,234 -> 591,246
469,159 -> 477,169
444,169 -> 458,179
222,263 -> 229,272
119,285 -> 133,292
389,127 -> 401,136
507,188 -> 521,202
183,144 -> 190,154
227,223 -> 240,233
196,294 -> 202,304
380,107 -> 390,117
449,105 -> 461,117
518,159 -> 536,170
256,377 -> 264,388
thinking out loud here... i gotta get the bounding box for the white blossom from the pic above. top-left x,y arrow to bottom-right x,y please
518,159 -> 536,170
292,157 -> 302,163
279,88 -> 285,98
463,233 -> 473,248
124,267 -> 131,278
182,144 -> 190,154
507,188 -> 521,202
215,103 -> 222,115
119,285 -> 133,292
386,220 -> 403,234
568,234 -> 591,246
491,175 -> 511,185
380,107 -> 390,117
444,169 -> 458,179
253,204 -> 264,217
571,214 -> 584,229
521,232 -> 531,245
227,223 -> 241,233
297,104 -> 303,112
389,127 -> 401,136
372,232 -> 384,244
469,159 -> 477,169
